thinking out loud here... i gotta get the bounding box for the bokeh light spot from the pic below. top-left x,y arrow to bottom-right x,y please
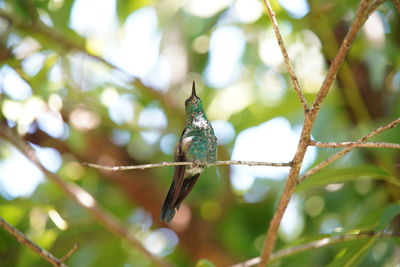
138,106 -> 167,144
279,195 -> 304,242
211,120 -> 235,145
0,65 -> 32,100
234,0 -> 263,23
143,228 -> 179,256
0,145 -> 44,199
231,117 -> 316,192
70,108 -> 101,131
205,26 -> 245,88
305,196 -> 325,217
200,201 -> 222,221
278,0 -> 310,19
160,134 -> 178,155
184,0 -> 232,18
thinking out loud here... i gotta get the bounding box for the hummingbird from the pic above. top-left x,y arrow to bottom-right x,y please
160,81 -> 217,223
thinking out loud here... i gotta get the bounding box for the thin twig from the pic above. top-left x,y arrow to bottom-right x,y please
0,124 -> 170,267
392,0 -> 400,15
83,160 -> 292,171
262,0 -> 309,113
310,141 -> 400,149
231,231 -> 400,267
299,117 -> 400,183
258,0 -> 376,265
0,216 -> 68,267
216,160 -> 292,167
60,244 -> 79,263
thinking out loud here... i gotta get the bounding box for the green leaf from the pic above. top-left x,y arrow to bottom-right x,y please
116,0 -> 155,23
327,238 -> 375,267
195,259 -> 216,267
376,204 -> 400,231
327,203 -> 400,267
296,166 -> 399,193
47,0 -> 76,31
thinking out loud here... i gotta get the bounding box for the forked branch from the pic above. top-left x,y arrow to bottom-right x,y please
0,217 -> 68,267
258,0 -> 380,266
299,117 -> 400,183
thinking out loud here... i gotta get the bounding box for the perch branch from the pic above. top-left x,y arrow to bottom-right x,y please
0,124 -> 170,267
231,231 -> 400,267
258,0 -> 376,265
82,160 -> 292,171
0,216 -> 68,267
310,141 -> 400,149
262,0 -> 309,113
299,117 -> 400,183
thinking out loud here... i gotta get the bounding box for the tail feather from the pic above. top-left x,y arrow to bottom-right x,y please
160,174 -> 201,223
160,206 -> 176,223
160,180 -> 177,223
176,174 -> 200,205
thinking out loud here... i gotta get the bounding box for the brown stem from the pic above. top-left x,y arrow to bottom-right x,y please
258,0 -> 376,265
60,244 -> 79,263
299,118 -> 400,183
393,0 -> 400,14
0,217 -> 68,267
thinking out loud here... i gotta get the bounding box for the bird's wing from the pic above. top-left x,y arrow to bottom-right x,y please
171,129 -> 194,209
160,128 -> 197,222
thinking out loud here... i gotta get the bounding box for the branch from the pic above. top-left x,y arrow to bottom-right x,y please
258,0 -> 378,265
60,244 -> 79,263
360,0 -> 386,26
231,231 -> 400,267
310,141 -> 400,149
216,160 -> 292,167
82,160 -> 292,171
299,117 -> 400,183
0,124 -> 170,267
262,0 -> 309,113
0,216 -> 68,267
393,0 -> 400,14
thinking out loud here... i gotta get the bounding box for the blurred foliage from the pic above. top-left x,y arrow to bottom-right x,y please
0,0 -> 400,266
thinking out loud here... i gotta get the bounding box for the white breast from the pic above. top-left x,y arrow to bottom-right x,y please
193,118 -> 208,128
186,165 -> 204,176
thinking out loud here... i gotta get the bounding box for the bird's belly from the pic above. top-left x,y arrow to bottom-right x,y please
185,165 -> 204,177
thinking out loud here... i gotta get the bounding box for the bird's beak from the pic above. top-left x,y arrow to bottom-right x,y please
191,81 -> 198,98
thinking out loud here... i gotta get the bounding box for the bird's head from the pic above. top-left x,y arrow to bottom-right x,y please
185,81 -> 204,114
